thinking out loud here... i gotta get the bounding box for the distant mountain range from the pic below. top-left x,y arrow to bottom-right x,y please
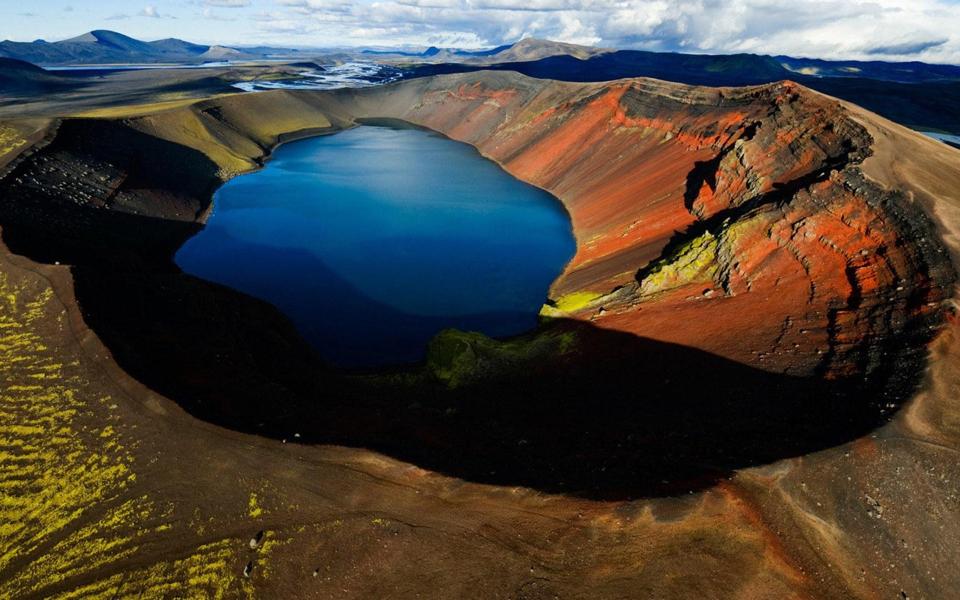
778,55 -> 960,83
4,30 -> 960,137
5,30 -> 959,85
0,30 -> 304,65
361,44 -> 513,59
405,51 -> 787,86
0,31 -> 611,67
404,49 -> 960,136
407,48 -> 960,87
363,38 -> 609,64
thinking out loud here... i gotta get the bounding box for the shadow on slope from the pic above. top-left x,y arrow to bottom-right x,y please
0,210 -> 921,501
0,118 -> 933,500
64,260 -> 927,500
0,57 -> 77,97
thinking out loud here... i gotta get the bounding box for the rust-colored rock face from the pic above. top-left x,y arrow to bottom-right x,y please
357,75 -> 953,380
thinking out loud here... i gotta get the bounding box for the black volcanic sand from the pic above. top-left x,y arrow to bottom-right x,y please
0,117 -> 948,501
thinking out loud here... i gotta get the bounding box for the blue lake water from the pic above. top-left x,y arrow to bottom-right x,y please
175,123 -> 576,367
921,130 -> 960,146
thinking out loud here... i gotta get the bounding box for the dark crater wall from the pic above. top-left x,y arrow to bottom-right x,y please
0,76 -> 954,500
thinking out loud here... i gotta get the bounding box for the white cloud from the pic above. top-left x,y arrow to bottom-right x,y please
201,7 -> 239,20
140,4 -> 177,18
205,0 -> 252,7
248,0 -> 960,63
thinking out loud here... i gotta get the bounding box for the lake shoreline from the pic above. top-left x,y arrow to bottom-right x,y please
176,123 -> 577,367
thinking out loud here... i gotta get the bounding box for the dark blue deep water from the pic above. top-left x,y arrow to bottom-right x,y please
175,124 -> 575,367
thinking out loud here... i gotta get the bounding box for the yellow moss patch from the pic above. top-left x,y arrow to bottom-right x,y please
248,492 -> 264,518
196,92 -> 334,149
425,327 -> 577,389
0,124 -> 27,163
0,271 -> 152,595
118,92 -> 338,180
48,539 -> 239,600
638,230 -> 718,296
67,97 -> 207,119
129,106 -> 261,177
0,268 -> 277,597
541,290 -> 604,316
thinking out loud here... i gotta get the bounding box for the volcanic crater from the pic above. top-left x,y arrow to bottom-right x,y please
0,72 -> 955,500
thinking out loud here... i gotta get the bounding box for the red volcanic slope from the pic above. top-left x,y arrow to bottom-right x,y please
333,73 -> 953,379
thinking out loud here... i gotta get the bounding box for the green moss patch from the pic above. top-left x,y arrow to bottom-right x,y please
426,327 -> 577,389
638,230 -> 718,296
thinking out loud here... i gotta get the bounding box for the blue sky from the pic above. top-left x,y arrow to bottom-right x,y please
3,0 -> 960,63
